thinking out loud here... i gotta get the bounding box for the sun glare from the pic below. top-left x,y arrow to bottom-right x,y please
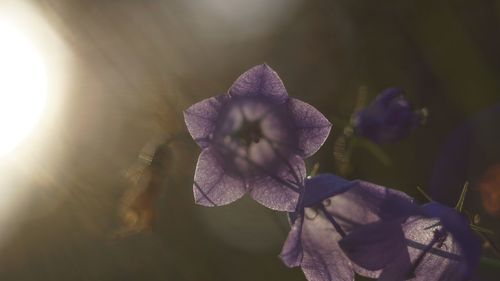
0,22 -> 47,157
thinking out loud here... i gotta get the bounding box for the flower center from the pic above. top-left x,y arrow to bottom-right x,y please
232,119 -> 263,146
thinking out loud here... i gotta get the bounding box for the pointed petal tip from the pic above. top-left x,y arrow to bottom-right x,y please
183,96 -> 224,148
193,196 -> 217,207
255,63 -> 273,70
229,64 -> 289,103
288,98 -> 332,157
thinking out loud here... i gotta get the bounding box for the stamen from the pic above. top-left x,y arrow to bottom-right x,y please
209,140 -> 302,193
265,138 -> 303,186
318,204 -> 346,238
304,208 -> 319,220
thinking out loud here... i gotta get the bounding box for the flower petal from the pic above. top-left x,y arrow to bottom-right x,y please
184,95 -> 225,148
228,64 -> 288,104
297,213 -> 354,281
377,251 -> 412,281
420,203 -> 482,280
353,87 -> 420,143
324,181 -> 414,279
193,147 -> 246,207
339,220 -> 408,271
323,180 -> 415,229
280,216 -> 305,267
301,173 -> 352,208
282,178 -> 416,281
402,217 -> 469,281
288,98 -> 332,158
376,87 -> 405,105
249,154 -> 305,211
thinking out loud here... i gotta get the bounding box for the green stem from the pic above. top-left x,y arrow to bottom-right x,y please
480,257 -> 500,268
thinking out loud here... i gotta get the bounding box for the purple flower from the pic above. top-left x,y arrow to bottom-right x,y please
184,64 -> 331,211
339,202 -> 482,281
280,174 -> 413,281
353,87 -> 423,143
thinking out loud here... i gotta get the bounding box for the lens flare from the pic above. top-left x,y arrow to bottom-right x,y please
0,22 -> 47,157
479,164 -> 500,216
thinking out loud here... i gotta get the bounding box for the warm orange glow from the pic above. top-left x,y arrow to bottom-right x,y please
479,164 -> 500,216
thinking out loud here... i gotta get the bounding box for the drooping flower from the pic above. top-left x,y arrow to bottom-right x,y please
353,87 -> 424,143
280,174 -> 414,281
339,201 -> 482,281
184,64 -> 331,211
429,104 -> 500,255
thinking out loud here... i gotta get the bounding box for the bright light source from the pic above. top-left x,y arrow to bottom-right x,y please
0,22 -> 47,157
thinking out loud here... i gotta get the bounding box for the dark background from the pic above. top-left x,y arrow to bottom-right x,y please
0,0 -> 499,280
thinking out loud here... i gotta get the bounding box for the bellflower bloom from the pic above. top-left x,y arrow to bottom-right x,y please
339,201 -> 482,281
430,104 -> 500,219
353,87 -> 423,143
280,174 -> 414,281
184,64 -> 331,211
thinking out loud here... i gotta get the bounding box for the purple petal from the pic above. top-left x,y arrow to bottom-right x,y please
326,182 -> 415,279
281,179 -> 414,281
193,147 -> 246,207
420,203 -> 482,279
301,174 -> 352,208
291,212 -> 354,281
377,251 -> 412,281
376,87 -> 405,105
323,180 -> 415,229
249,155 -> 305,211
353,87 -> 420,143
184,95 -> 225,148
339,220 -> 407,271
288,98 -> 332,158
280,216 -> 304,267
403,217 -> 470,281
228,64 -> 288,104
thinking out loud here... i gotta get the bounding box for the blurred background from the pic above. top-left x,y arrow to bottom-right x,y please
0,0 -> 499,280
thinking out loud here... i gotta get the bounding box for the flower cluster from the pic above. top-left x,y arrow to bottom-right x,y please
184,65 -> 483,281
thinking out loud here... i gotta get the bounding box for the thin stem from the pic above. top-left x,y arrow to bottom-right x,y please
309,163 -> 320,177
416,186 -> 433,202
455,182 -> 469,212
470,224 -> 495,235
481,257 -> 500,268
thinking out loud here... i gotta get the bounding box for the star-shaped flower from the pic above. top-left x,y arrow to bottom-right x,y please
184,64 -> 331,211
